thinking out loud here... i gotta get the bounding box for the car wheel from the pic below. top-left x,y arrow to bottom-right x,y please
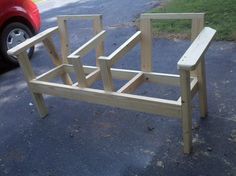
0,22 -> 34,66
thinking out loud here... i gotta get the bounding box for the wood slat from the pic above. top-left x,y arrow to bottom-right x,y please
86,69 -> 101,87
29,80 -> 181,118
145,72 -> 180,86
36,65 -> 64,82
141,13 -> 204,20
63,64 -> 182,86
117,72 -> 144,93
57,14 -> 102,21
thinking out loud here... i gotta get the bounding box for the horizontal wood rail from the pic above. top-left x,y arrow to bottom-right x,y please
141,13 -> 204,20
63,64 -> 183,86
57,14 -> 102,20
29,80 -> 182,117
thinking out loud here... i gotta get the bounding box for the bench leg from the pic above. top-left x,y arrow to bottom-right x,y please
180,70 -> 192,154
197,59 -> 208,118
17,52 -> 49,118
31,92 -> 48,118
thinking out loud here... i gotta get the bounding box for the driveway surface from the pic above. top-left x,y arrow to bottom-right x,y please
0,0 -> 236,175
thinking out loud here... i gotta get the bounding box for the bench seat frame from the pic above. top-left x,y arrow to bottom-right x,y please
8,13 -> 216,154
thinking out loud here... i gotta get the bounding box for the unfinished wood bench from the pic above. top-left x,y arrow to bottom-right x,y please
8,13 -> 216,154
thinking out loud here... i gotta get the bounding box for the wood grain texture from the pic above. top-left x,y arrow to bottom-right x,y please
8,27 -> 58,55
177,27 -> 216,70
180,69 -> 192,154
117,72 -> 144,93
140,18 -> 152,72
29,80 -> 181,117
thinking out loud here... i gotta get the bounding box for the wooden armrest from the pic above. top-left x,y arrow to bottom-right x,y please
57,14 -> 102,20
68,30 -> 105,58
7,26 -> 59,56
177,27 -> 216,71
99,31 -> 141,66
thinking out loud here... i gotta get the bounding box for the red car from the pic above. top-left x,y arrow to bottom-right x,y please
0,0 -> 41,66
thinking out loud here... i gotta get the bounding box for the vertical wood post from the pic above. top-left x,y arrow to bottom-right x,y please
191,14 -> 208,117
69,55 -> 87,88
197,58 -> 208,118
93,15 -> 105,66
191,15 -> 204,41
98,57 -> 114,91
140,17 -> 152,72
18,51 -> 48,117
190,15 -> 204,77
43,37 -> 73,85
180,69 -> 192,154
57,17 -> 70,64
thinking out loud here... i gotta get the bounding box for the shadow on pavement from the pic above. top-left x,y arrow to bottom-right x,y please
0,57 -> 18,75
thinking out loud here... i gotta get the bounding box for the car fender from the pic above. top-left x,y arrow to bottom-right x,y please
0,6 -> 40,33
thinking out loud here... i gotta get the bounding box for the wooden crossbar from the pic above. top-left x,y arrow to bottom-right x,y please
63,64 -> 182,86
36,65 -> 64,82
141,13 -> 204,20
117,72 -> 144,93
29,80 -> 182,117
69,30 -> 106,58
72,69 -> 101,87
57,14 -> 102,20
86,69 -> 101,87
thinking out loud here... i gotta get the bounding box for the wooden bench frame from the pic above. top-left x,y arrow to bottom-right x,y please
8,13 -> 216,154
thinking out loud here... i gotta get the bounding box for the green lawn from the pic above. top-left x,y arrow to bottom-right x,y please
33,0 -> 42,3
151,0 -> 236,40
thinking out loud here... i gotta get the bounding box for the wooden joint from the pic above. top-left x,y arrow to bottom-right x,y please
98,57 -> 114,91
117,72 -> 144,93
106,31 -> 141,66
8,26 -> 59,56
69,30 -> 106,58
177,27 -> 216,71
68,55 -> 87,88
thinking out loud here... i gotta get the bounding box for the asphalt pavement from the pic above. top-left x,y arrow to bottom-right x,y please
0,0 -> 236,175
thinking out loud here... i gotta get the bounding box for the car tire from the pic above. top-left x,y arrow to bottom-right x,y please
0,22 -> 34,66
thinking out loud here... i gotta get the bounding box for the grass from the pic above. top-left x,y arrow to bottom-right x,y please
33,0 -> 42,2
151,0 -> 236,40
